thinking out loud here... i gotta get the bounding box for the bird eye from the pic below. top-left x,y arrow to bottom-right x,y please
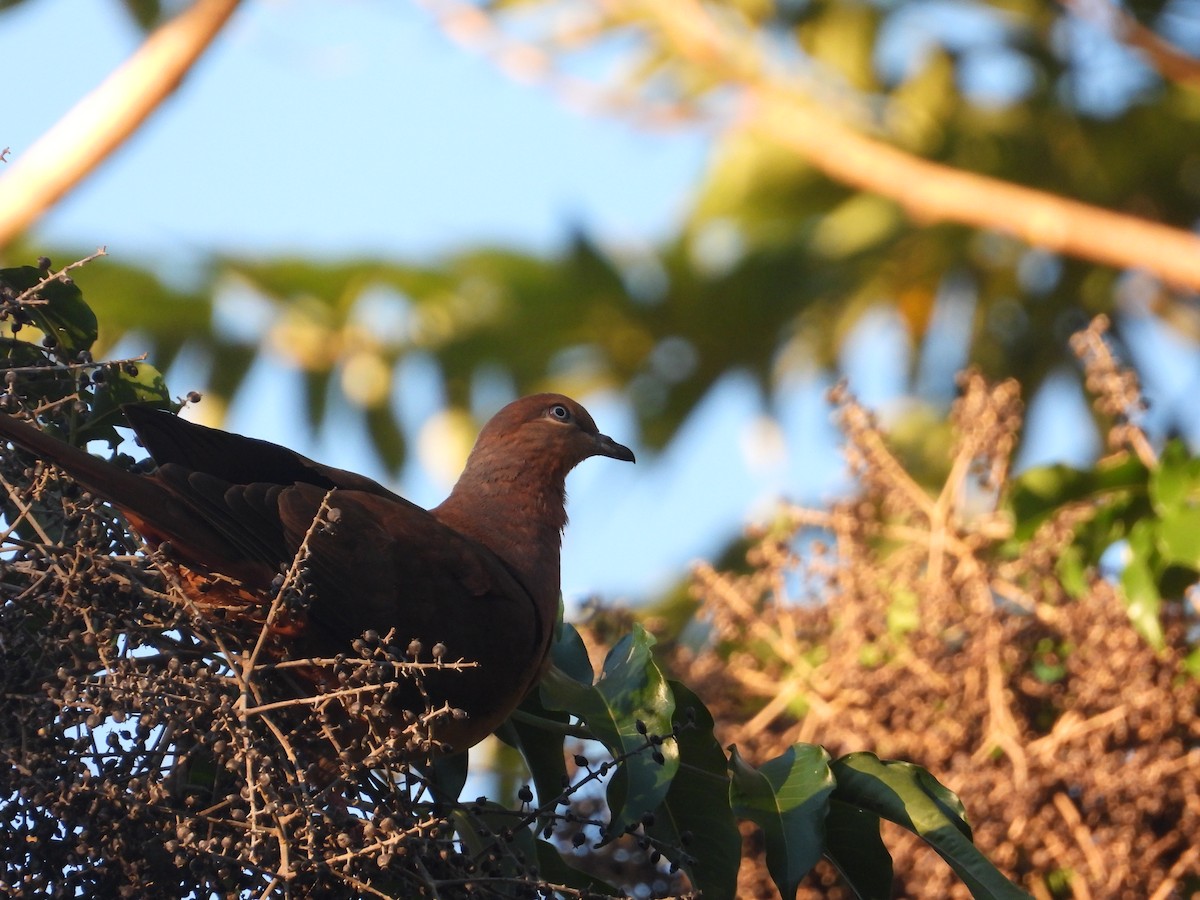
549,403 -> 571,422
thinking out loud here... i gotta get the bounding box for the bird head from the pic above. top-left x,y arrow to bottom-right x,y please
466,393 -> 635,481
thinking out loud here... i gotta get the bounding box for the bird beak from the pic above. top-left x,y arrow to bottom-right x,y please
593,433 -> 636,463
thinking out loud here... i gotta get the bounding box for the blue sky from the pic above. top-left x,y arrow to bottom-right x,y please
2,0 -> 706,258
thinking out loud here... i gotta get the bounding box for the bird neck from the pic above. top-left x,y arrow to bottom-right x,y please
433,466 -> 568,608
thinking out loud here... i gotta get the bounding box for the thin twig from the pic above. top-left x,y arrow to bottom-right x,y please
11,248 -> 108,305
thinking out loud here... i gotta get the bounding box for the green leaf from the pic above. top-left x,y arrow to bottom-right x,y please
539,625 -> 679,843
551,621 -> 594,686
0,266 -> 98,356
422,750 -> 468,808
303,367 -> 332,434
82,363 -> 173,447
1055,543 -> 1088,597
1120,521 -> 1165,649
729,743 -> 836,899
1148,440 -> 1200,570
886,587 -> 920,639
645,681 -> 740,900
823,798 -> 892,900
0,337 -> 81,411
533,839 -> 622,896
451,801 -> 538,878
1007,456 -> 1148,542
119,0 -> 164,30
1157,506 -> 1200,569
206,344 -> 258,405
830,753 -> 1030,899
1149,440 -> 1200,515
494,622 -> 586,814
495,685 -> 570,815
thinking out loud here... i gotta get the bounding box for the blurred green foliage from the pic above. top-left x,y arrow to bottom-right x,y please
3,0 -> 1199,475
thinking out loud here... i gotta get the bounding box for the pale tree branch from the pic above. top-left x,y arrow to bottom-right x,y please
637,0 -> 1200,290
425,0 -> 1200,291
742,86 -> 1200,289
0,0 -> 242,251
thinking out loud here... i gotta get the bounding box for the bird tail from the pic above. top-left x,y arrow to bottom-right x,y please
0,412 -> 169,520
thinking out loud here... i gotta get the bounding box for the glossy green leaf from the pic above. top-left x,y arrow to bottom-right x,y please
830,753 -> 1030,899
533,840 -> 622,896
496,625 -> 587,814
1149,440 -> 1200,515
1158,506 -> 1200,569
551,621 -> 594,686
645,681 -> 740,900
823,798 -> 892,900
423,750 -> 468,807
1007,455 -> 1149,542
82,363 -> 173,446
729,743 -> 836,899
1120,521 -> 1165,649
451,801 -> 538,878
495,685 -> 570,815
540,625 -> 679,844
0,266 -> 98,355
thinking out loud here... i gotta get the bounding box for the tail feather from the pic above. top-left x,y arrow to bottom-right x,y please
0,412 -> 171,523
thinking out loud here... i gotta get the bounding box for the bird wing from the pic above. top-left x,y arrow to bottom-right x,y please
123,405 -> 404,500
78,446 -> 551,728
273,483 -> 544,659
272,483 -> 550,746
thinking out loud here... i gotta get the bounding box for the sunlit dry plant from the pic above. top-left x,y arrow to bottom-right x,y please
671,344 -> 1200,898
1069,314 -> 1156,466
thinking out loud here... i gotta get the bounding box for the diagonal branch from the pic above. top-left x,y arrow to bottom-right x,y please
636,0 -> 1200,289
743,86 -> 1200,289
429,0 -> 1200,290
0,0 -> 242,250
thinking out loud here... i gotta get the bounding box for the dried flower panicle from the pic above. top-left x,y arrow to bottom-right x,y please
672,335 -> 1199,898
1069,314 -> 1156,465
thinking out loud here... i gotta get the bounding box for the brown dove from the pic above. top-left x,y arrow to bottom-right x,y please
0,394 -> 635,753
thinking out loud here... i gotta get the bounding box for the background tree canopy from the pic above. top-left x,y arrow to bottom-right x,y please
2,0 -> 1199,897
3,0 -> 1199,477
